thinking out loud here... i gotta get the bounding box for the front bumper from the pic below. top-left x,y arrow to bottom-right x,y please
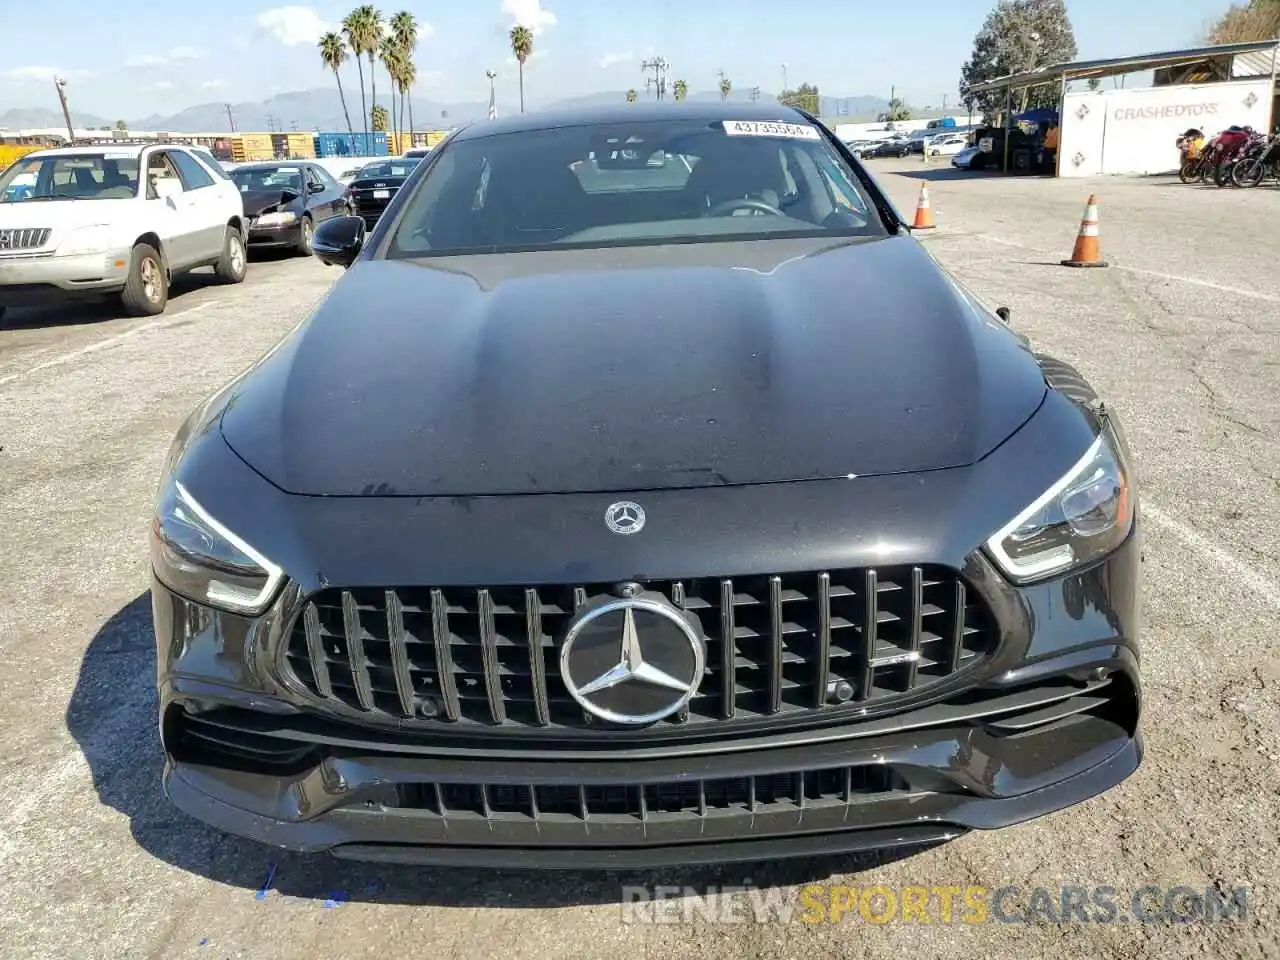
155,524 -> 1143,868
246,222 -> 302,249
0,248 -> 131,305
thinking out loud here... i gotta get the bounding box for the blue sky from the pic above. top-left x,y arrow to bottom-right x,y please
0,0 -> 1234,118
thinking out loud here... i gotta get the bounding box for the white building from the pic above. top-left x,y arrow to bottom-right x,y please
961,39 -> 1280,177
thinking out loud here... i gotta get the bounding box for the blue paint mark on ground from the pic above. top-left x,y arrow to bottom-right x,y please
323,890 -> 350,908
254,863 -> 278,900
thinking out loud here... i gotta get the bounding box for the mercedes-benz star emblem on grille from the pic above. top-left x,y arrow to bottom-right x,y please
560,596 -> 705,725
604,500 -> 645,535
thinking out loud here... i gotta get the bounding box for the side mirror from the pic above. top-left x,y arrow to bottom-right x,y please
308,181 -> 325,194
312,215 -> 365,268
996,306 -> 1012,324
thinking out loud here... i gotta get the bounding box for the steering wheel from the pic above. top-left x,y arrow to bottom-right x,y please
705,197 -> 785,218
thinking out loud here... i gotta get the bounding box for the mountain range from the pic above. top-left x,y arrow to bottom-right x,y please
1,88 -> 901,133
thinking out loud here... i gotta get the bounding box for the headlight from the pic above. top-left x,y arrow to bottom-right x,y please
984,428 -> 1134,582
255,211 -> 297,227
150,480 -> 283,614
58,225 -> 113,256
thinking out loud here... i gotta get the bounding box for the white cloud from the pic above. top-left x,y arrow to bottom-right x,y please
2,65 -> 94,82
200,79 -> 228,90
502,0 -> 556,34
598,52 -> 632,69
256,5 -> 331,46
125,46 -> 205,68
152,80 -> 174,90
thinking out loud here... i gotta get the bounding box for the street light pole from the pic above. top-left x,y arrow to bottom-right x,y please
53,75 -> 75,145
486,69 -> 497,119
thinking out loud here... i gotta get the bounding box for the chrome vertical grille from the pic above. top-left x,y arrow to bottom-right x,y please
0,228 -> 52,253
283,566 -> 994,733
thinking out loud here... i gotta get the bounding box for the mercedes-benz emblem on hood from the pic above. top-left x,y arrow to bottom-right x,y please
605,501 -> 645,535
560,595 -> 705,725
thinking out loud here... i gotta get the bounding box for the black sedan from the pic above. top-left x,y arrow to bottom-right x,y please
230,161 -> 350,255
345,157 -> 422,230
152,102 -> 1142,869
871,138 -> 912,158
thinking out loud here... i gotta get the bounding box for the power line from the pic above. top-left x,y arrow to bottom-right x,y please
641,56 -> 669,101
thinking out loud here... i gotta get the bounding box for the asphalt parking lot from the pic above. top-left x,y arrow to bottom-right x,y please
2,162 -> 1279,959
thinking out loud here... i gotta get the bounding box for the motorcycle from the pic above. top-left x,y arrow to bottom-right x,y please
1214,128 -> 1264,187
1231,134 -> 1280,187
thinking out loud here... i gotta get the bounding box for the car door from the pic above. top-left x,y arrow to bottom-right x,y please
303,164 -> 338,220
143,149 -> 200,268
168,148 -> 227,261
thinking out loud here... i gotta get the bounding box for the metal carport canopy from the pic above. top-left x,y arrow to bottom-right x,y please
963,39 -> 1280,98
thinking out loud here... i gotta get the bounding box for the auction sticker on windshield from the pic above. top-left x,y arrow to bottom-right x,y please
724,120 -> 821,140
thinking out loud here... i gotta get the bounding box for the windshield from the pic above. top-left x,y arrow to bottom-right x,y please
357,160 -> 420,179
230,166 -> 303,193
387,118 -> 883,257
0,153 -> 140,202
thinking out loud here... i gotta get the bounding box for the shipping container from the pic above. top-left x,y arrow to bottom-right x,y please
313,131 -> 388,158
285,132 -> 316,159
231,133 -> 275,162
0,143 -> 44,171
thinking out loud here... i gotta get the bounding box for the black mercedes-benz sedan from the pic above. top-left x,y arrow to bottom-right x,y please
152,102 -> 1142,869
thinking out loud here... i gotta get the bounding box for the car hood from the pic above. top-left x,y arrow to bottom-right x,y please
220,235 -> 1047,497
242,189 -> 300,216
0,197 -> 131,232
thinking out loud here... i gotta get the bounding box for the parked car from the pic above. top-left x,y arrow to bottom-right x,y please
345,157 -> 424,230
153,102 -> 1142,869
929,135 -> 970,157
872,138 -> 912,158
0,143 -> 247,320
952,145 -> 985,170
230,161 -> 352,256
841,139 -> 878,159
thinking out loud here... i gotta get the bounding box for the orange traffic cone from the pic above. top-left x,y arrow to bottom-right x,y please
1061,194 -> 1108,268
911,182 -> 936,230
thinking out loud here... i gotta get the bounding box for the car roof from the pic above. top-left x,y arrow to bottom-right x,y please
233,160 -> 311,169
21,142 -> 205,159
452,101 -> 816,142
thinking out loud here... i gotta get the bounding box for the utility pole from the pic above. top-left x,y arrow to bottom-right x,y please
486,69 -> 497,120
641,56 -> 669,101
749,86 -> 760,103
781,64 -> 788,96
53,76 -> 75,145
225,103 -> 236,132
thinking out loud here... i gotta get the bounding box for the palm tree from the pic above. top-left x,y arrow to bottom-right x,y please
673,79 -> 688,102
390,11 -> 419,142
626,89 -> 638,103
365,8 -> 386,139
398,58 -> 417,147
509,25 -> 534,113
318,33 -> 356,147
342,7 -> 380,142
719,76 -> 732,102
380,33 -> 403,144
371,104 -> 389,132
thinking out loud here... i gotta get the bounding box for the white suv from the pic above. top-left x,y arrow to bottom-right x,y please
0,143 -> 247,320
